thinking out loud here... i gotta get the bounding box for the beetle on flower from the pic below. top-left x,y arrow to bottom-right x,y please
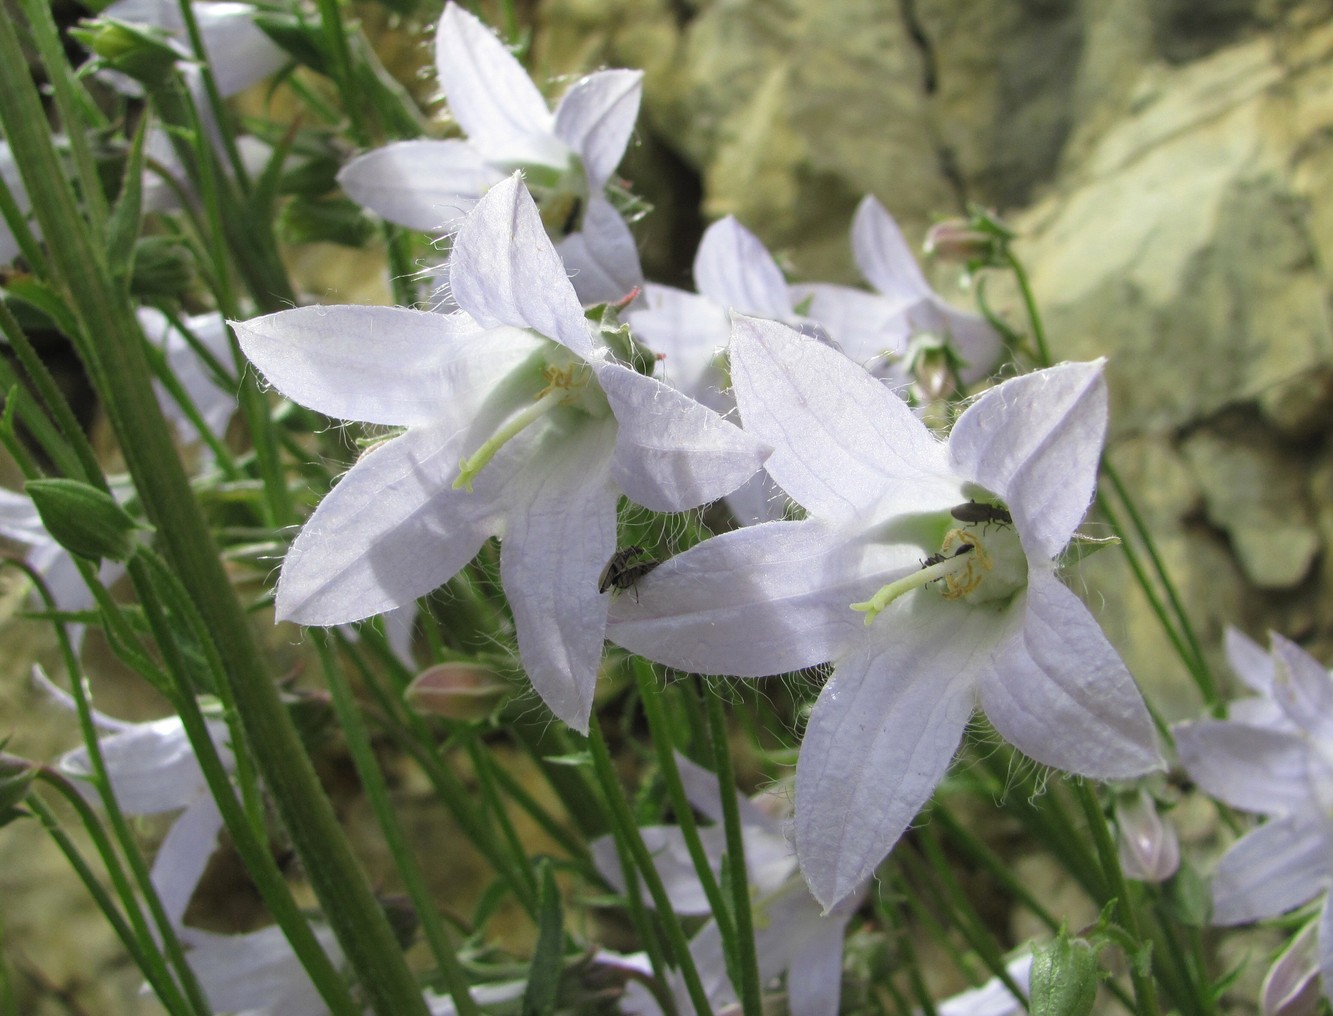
609,316 -> 1163,909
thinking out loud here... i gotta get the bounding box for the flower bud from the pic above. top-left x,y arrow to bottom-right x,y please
72,20 -> 185,88
1029,932 -> 1099,1016
404,662 -> 509,721
924,219 -> 997,265
1262,921 -> 1321,1016
25,478 -> 143,562
1115,786 -> 1180,883
0,753 -> 35,829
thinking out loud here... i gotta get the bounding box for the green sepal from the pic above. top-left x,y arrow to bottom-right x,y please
521,858 -> 563,1016
129,237 -> 195,301
106,117 -> 147,285
71,19 -> 183,89
0,751 -> 35,819
277,197 -> 377,248
1029,928 -> 1101,1016
25,477 -> 145,562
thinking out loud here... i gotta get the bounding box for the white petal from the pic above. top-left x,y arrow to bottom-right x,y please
1226,625 -> 1275,696
598,362 -> 767,512
1211,815 -> 1330,924
1174,719 -> 1313,815
730,315 -> 957,523
1271,634 -> 1333,742
184,924 -> 340,1016
1318,901 -> 1333,1014
552,69 -> 642,192
795,283 -> 909,377
590,825 -> 726,915
553,196 -> 643,304
978,571 -> 1162,778
892,298 -> 1003,385
58,717 -> 225,814
1261,916 -> 1320,1016
949,361 -> 1107,560
337,141 -> 496,232
236,305 -> 537,428
851,195 -> 931,301
275,425 -> 496,625
796,606 -> 977,910
783,897 -> 853,1016
152,794 -> 223,928
449,174 -> 592,356
674,751 -> 775,831
626,284 -> 731,400
694,217 -> 792,319
724,469 -> 793,527
435,4 -> 554,157
500,421 -> 618,732
608,520 -> 908,677
194,3 -> 287,96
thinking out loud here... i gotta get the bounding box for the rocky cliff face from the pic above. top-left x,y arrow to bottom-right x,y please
533,0 -> 1333,715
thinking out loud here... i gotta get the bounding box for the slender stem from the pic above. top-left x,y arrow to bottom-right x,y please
1073,780 -> 1161,1016
315,638 -> 481,1016
702,683 -> 763,1016
630,660 -> 735,945
0,19 -> 426,1010
587,716 -> 713,1015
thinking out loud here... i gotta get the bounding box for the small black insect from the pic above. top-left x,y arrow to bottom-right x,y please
598,545 -> 660,598
950,500 -> 1012,527
559,195 -> 584,237
921,544 -> 975,569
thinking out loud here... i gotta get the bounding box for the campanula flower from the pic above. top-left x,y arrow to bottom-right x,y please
610,316 -> 1161,908
235,174 -> 765,732
338,2 -> 643,304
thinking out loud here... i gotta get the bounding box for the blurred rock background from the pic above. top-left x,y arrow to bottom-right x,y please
3,0 -> 1332,1010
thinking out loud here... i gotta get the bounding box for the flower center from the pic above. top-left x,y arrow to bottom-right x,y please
850,504 -> 1027,624
452,355 -> 595,492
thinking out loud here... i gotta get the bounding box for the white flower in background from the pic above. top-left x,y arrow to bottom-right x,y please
99,0 -> 287,98
591,754 -> 863,1016
235,174 -> 766,732
39,668 -> 235,929
1175,633 -> 1333,1008
935,953 -> 1033,1016
610,317 -> 1162,909
627,215 -> 833,524
338,2 -> 643,304
791,196 -> 1003,389
137,307 -> 239,445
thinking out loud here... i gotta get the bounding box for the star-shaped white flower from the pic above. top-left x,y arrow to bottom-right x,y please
234,174 -> 765,733
1175,633 -> 1333,1006
591,754 -> 861,1015
791,195 -> 1002,387
609,316 -> 1162,909
338,2 -> 643,304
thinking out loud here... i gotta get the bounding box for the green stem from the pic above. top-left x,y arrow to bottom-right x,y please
315,638 -> 480,1016
1073,780 -> 1161,1016
0,16 -> 426,1013
702,682 -> 763,1016
587,716 -> 713,1015
630,660 -> 736,947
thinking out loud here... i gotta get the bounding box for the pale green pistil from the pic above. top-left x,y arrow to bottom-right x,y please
453,363 -> 590,491
852,523 -> 1028,625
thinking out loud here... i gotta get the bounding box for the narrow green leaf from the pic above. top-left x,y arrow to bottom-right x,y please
106,117 -> 147,284
522,858 -> 564,1016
